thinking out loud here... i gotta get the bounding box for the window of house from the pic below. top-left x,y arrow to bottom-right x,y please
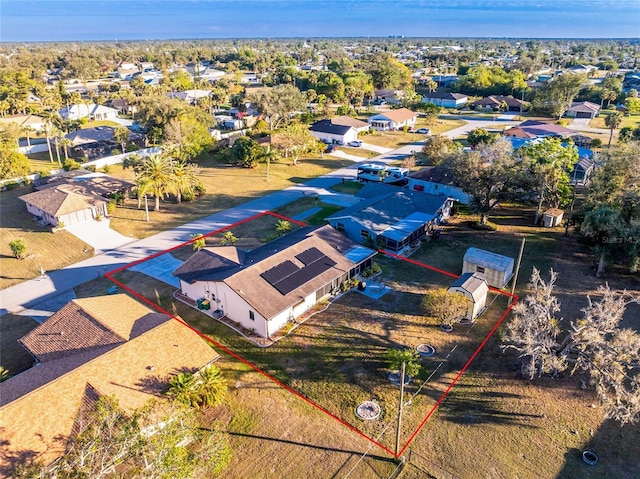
336,222 -> 345,232
476,266 -> 485,274
413,184 -> 424,192
249,310 -> 255,321
360,229 -> 369,238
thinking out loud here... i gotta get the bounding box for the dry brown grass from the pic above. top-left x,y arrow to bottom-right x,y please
0,187 -> 94,290
107,155 -> 352,238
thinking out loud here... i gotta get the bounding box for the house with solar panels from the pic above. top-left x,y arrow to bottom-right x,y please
173,225 -> 376,338
327,183 -> 454,255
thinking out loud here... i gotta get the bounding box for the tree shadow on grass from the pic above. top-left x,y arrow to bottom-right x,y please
437,389 -> 542,427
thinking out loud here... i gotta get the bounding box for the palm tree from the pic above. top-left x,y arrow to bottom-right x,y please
275,219 -> 292,237
165,365 -> 227,409
166,372 -> 199,408
113,126 -> 130,154
194,364 -> 227,408
605,112 -> 623,148
135,153 -> 177,211
220,230 -> 238,246
58,137 -> 73,162
171,160 -> 201,204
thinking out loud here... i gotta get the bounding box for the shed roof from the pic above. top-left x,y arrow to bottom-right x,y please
463,247 -> 514,272
449,272 -> 489,303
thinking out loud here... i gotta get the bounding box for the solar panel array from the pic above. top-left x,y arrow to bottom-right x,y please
261,248 -> 337,295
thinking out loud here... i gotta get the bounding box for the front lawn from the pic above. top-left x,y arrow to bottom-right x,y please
0,187 -> 94,290
106,154 -> 352,238
0,314 -> 39,378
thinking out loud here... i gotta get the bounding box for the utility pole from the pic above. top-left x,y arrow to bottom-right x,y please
510,237 -> 526,297
395,361 -> 406,457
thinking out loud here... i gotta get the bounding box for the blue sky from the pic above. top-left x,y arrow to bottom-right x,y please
1,0 -> 639,42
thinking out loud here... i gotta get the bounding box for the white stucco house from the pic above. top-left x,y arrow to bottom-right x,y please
367,108 -> 418,131
173,225 -> 377,339
58,104 -> 119,121
448,272 -> 489,321
309,116 -> 370,144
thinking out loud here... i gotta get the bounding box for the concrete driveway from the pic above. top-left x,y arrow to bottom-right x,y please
65,219 -> 135,253
328,150 -> 365,162
567,117 -> 610,134
360,142 -> 393,154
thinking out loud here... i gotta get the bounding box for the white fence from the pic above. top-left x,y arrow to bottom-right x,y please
18,143 -> 49,154
1,146 -> 162,189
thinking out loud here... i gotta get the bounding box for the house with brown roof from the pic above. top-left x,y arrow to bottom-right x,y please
469,95 -> 525,112
0,294 -> 219,475
0,114 -> 45,133
565,101 -> 601,119
19,172 -> 134,227
367,108 -> 418,131
503,120 -> 593,147
173,225 -> 377,338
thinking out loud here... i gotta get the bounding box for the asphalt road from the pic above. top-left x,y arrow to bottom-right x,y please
0,117 -> 521,317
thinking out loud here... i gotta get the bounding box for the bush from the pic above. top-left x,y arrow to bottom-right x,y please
85,164 -> 96,172
591,138 -> 603,148
385,349 -> 421,378
63,159 -> 82,171
106,201 -> 117,215
9,239 -> 27,259
556,119 -> 570,127
102,164 -> 111,173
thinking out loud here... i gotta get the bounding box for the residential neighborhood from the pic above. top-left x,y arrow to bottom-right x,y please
1,18 -> 639,479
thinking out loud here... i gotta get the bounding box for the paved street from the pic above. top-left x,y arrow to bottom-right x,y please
0,116 -> 523,317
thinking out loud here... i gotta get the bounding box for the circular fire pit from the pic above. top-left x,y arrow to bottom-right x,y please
356,400 -> 381,420
416,344 -> 436,357
582,451 -> 598,466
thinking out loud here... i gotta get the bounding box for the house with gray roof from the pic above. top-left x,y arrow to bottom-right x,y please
327,183 -> 454,255
309,116 -> 369,144
422,92 -> 468,108
173,225 -> 376,338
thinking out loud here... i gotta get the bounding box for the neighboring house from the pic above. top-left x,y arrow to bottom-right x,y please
199,68 -> 226,82
367,108 -> 418,131
469,95 -> 525,112
0,114 -> 45,133
104,98 -> 136,115
503,120 -> 593,148
19,172 -> 134,227
0,294 -> 219,476
327,183 -> 454,255
462,247 -> 514,289
504,136 -> 594,157
58,103 -> 119,121
173,225 -> 377,339
431,75 -> 459,88
422,92 -> 468,108
407,166 -> 471,204
167,89 -> 212,104
565,64 -> 597,75
65,126 -> 116,146
565,101 -> 601,118
374,89 -> 405,104
309,116 -> 370,144
448,272 -> 489,321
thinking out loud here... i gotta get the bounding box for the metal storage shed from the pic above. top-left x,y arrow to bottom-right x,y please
462,247 -> 514,288
448,272 -> 489,321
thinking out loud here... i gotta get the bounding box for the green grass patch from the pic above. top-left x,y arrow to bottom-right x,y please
330,180 -> 363,195
0,314 -> 39,378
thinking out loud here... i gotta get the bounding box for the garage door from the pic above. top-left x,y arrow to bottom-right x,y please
575,111 -> 593,118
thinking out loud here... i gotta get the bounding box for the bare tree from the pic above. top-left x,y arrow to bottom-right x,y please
502,269 -> 640,425
501,268 -> 566,379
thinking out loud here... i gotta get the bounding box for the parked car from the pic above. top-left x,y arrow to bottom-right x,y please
348,140 -> 363,147
416,128 -> 431,134
325,144 -> 338,153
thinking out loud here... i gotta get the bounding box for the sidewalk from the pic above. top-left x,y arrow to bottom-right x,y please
0,138 -> 447,317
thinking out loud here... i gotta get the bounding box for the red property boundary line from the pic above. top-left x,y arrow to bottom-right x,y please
105,213 -> 519,459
